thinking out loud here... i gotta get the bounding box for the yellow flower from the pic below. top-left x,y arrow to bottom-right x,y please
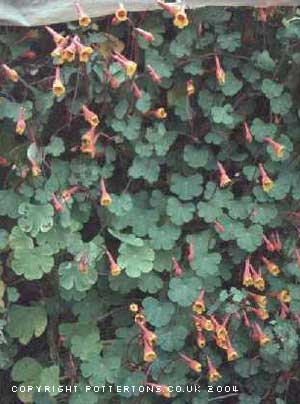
2,64 -> 19,82
110,263 -> 121,276
115,4 -> 128,22
153,108 -> 167,119
79,46 -> 93,63
253,276 -> 265,292
209,368 -> 221,383
129,303 -> 139,313
53,79 -> 66,97
31,162 -> 41,176
173,8 -> 189,29
100,193 -> 112,207
278,290 -> 291,303
125,61 -> 137,78
262,177 -> 274,193
259,334 -> 271,346
75,2 -> 91,27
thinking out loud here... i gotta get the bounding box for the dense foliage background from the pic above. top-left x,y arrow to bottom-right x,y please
1,5 -> 300,403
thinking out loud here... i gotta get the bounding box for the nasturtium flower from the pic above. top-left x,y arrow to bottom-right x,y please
264,137 -> 285,158
2,63 -> 19,82
179,353 -> 202,373
115,3 -> 128,22
215,55 -> 226,85
16,107 -> 26,135
258,163 -> 274,193
134,28 -> 155,42
261,256 -> 280,276
82,105 -> 100,127
52,67 -> 65,97
173,8 -> 189,29
100,178 -> 112,207
217,162 -> 232,187
74,1 -> 91,27
207,356 -> 221,382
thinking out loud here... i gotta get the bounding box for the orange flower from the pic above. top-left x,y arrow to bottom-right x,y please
252,268 -> 265,292
100,178 -> 112,207
186,79 -> 195,96
192,290 -> 205,315
262,234 -> 276,252
215,55 -> 226,85
207,356 -> 221,383
196,330 -> 206,349
143,337 -> 157,362
115,3 -> 128,22
52,67 -> 65,97
217,161 -> 231,187
277,290 -> 291,304
243,121 -> 253,143
112,52 -> 137,78
179,353 -> 202,373
62,40 -> 77,63
172,256 -> 183,277
173,8 -> 189,29
248,307 -> 269,321
45,26 -> 65,46
248,292 -> 267,308
106,249 -> 121,276
30,159 -> 42,177
226,338 -> 239,361
211,315 -> 228,341
261,256 -> 280,276
82,105 -> 100,127
131,82 -> 143,100
186,242 -> 195,263
152,108 -> 167,119
147,65 -> 161,84
16,107 -> 26,135
194,315 -> 214,332
134,28 -> 155,42
243,258 -> 253,287
73,36 -> 93,63
258,163 -> 274,193
252,322 -> 271,346
269,231 -> 282,252
80,127 -> 99,158
62,186 -> 80,202
134,311 -> 146,325
2,64 -> 19,82
264,137 -> 285,158
138,323 -> 157,345
74,2 -> 91,27
52,192 -> 64,212
129,303 -> 139,313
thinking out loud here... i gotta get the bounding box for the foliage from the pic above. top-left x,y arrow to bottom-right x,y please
0,5 -> 300,404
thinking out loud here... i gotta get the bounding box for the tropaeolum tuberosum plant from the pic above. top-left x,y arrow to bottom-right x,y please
0,3 -> 300,403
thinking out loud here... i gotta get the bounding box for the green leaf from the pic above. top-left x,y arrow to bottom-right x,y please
184,145 -> 209,168
261,79 -> 283,99
44,136 -> 65,157
221,71 -> 243,96
211,104 -> 234,126
168,276 -> 202,307
0,229 -> 9,250
170,173 -> 203,201
18,203 -> 54,237
129,157 -> 160,183
108,194 -> 133,216
81,354 -> 120,385
157,325 -> 188,352
40,366 -> 60,396
136,93 -> 151,113
59,262 -> 98,292
235,224 -> 263,252
0,190 -> 25,219
7,305 -> 47,345
254,50 -> 275,71
12,357 -> 42,382
166,197 -> 195,225
270,92 -> 292,115
217,32 -> 241,52
149,223 -> 181,250
143,297 -> 175,327
118,243 -> 155,278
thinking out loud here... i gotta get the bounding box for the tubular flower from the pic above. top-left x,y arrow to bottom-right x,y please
53,67 -> 65,97
134,311 -> 146,325
214,220 -> 224,233
129,303 -> 139,313
196,330 -> 206,349
62,40 -> 77,62
134,28 -> 154,42
207,356 -> 221,383
248,292 -> 267,308
270,231 -> 282,252
179,353 -> 202,373
131,82 -> 143,100
243,121 -> 253,143
62,186 -> 80,202
277,290 -> 291,304
280,302 -> 289,319
217,162 -> 231,187
226,339 -> 239,361
258,163 -> 274,193
82,105 -> 100,127
156,0 -> 178,15
143,337 -> 157,362
192,290 -> 205,315
115,3 -> 128,22
252,268 -> 265,292
106,249 -> 121,276
146,383 -> 171,399
147,65 -> 161,84
186,79 -> 195,96
30,159 -> 42,176
45,26 -> 66,46
79,256 -> 89,274
252,322 -> 271,346
152,108 -> 167,119
295,248 -> 300,267
52,193 -> 64,212
262,234 -> 276,252
243,258 -> 253,287
261,256 -> 280,276
172,256 -> 184,277
211,316 -> 228,341
112,52 -> 137,78
173,8 -> 189,29
243,310 -> 251,328
138,323 -> 157,345
16,107 -> 26,135
248,307 -> 269,321
73,37 -> 93,63
194,315 -> 214,332
264,137 -> 285,158
2,64 -> 19,82
100,178 -> 112,207
186,242 -> 195,263
215,55 -> 226,85
80,127 -> 99,158
74,2 -> 91,27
